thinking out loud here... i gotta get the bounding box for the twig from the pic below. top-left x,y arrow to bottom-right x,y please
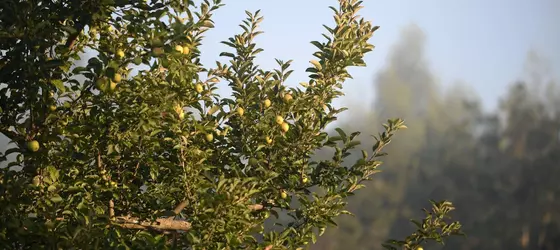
65,15 -> 89,50
248,204 -> 264,211
173,200 -> 189,215
109,200 -> 115,218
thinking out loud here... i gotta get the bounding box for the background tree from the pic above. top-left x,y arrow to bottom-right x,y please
312,23 -> 560,250
0,0 -> 461,249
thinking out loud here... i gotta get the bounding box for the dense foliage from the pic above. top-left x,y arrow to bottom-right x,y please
0,1 -> 462,249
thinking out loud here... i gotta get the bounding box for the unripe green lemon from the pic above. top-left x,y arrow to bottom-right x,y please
27,140 -> 40,152
280,190 -> 288,199
152,47 -> 164,57
32,175 -> 41,186
96,78 -> 108,91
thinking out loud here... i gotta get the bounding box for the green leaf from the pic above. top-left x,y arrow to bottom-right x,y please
44,59 -> 65,69
345,140 -> 361,148
51,79 -> 66,92
50,195 -> 63,203
61,26 -> 77,34
3,147 -> 21,156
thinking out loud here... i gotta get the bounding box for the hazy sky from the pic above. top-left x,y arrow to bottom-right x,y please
198,0 -> 560,112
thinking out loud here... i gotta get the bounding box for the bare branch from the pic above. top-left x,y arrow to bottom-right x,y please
173,200 -> 189,215
109,200 -> 115,218
248,204 -> 264,211
113,216 -> 192,232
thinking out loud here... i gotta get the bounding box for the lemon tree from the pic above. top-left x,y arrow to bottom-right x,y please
0,0 -> 461,249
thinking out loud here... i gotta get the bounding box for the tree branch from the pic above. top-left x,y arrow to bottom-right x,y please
248,204 -> 264,211
113,216 -> 191,232
109,200 -> 115,218
173,200 -> 189,215
65,17 -> 88,50
51,203 -> 264,234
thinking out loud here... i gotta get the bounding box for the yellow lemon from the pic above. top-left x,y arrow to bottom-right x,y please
237,107 -> 245,117
174,45 -> 184,53
280,122 -> 289,133
283,93 -> 293,103
195,83 -> 204,93
263,99 -> 271,108
275,116 -> 284,125
113,73 -> 122,83
116,49 -> 125,58
109,81 -> 117,91
182,46 -> 190,55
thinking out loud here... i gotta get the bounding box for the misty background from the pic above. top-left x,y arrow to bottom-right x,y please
2,0 -> 560,249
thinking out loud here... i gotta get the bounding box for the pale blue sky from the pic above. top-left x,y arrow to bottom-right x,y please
198,0 -> 560,112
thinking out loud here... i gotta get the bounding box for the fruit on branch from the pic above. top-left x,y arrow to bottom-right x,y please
182,46 -> 190,55
116,49 -> 125,58
263,99 -> 271,108
280,122 -> 289,133
237,107 -> 245,117
205,133 -> 214,142
283,93 -> 293,103
195,83 -> 203,93
152,47 -> 164,57
275,116 -> 284,125
27,140 -> 40,152
113,73 -> 122,83
174,45 -> 184,54
109,81 -> 117,92
96,78 -> 108,92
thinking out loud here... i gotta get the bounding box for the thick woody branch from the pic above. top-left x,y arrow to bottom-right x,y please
111,204 -> 263,232
53,202 -> 263,233
109,200 -> 115,218
113,216 -> 192,232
